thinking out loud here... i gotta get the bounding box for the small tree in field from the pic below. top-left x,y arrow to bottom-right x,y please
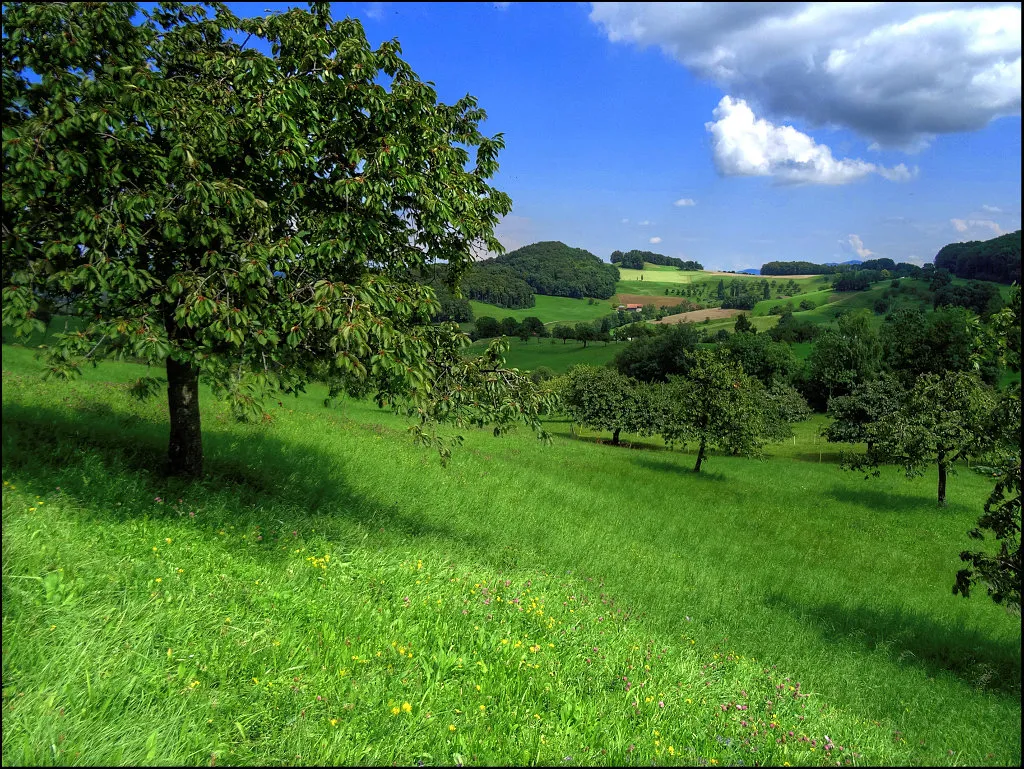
574,322 -> 597,349
658,349 -> 776,472
844,371 -> 995,506
551,324 -> 574,345
561,365 -> 656,446
2,2 -> 552,476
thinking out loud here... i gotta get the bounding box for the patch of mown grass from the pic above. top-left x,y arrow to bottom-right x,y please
2,348 -> 1021,767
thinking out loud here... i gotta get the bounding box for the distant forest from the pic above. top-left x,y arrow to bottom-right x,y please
763,259 -> 923,278
610,250 -> 703,271
934,230 -> 1021,284
458,241 -> 620,308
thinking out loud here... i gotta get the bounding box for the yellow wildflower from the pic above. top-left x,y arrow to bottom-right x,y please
401,702 -> 412,713
391,707 -> 400,715
330,718 -> 338,727
449,724 -> 456,732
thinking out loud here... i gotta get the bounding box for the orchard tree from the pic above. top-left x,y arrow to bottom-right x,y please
807,311 -> 882,408
520,316 -> 546,342
574,321 -> 597,349
659,349 -> 775,472
733,313 -> 754,334
844,371 -> 995,506
822,374 -> 905,452
560,365 -> 656,446
2,2 -> 553,476
955,285 -> 1021,611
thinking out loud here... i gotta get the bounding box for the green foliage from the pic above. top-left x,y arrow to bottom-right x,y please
2,1 -> 556,474
732,313 -> 754,334
823,374 -> 905,447
841,371 -> 995,506
934,280 -> 1004,318
806,311 -> 882,408
934,230 -> 1021,284
474,241 -> 619,300
473,316 -> 501,340
560,366 -> 657,444
612,323 -> 700,383
955,286 -> 1021,611
761,261 -> 841,276
609,250 -> 702,271
720,332 -> 797,386
658,349 -> 780,471
459,265 -> 535,309
880,307 -> 986,388
768,311 -> 819,344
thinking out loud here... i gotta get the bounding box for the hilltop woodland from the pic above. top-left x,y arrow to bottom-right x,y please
610,249 -> 703,271
458,241 -> 620,308
935,230 -> 1022,284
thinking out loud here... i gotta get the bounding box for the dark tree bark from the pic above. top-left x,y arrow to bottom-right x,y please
694,437 -> 707,473
612,427 -> 621,446
166,357 -> 203,478
937,452 -> 947,507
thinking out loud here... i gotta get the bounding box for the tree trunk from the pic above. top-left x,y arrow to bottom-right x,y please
166,357 -> 203,478
693,437 -> 707,473
612,427 -> 621,446
937,453 -> 947,507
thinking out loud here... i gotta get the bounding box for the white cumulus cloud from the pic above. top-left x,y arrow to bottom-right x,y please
590,2 -> 1021,147
674,198 -> 696,207
981,204 -> 1003,213
705,97 -> 916,185
649,236 -> 662,244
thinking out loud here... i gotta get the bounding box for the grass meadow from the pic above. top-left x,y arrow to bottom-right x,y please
464,338 -> 623,374
468,296 -> 614,326
2,343 -> 1021,767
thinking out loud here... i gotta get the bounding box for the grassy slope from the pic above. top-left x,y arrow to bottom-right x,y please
1,344 -> 1021,767
464,338 -> 623,374
469,296 -> 614,326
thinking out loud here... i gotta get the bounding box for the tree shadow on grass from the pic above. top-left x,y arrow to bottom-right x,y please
825,484 -> 972,516
762,591 -> 1022,698
0,400 -> 488,564
628,455 -> 729,482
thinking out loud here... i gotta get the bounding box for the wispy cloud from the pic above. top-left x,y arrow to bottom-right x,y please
649,236 -> 662,244
981,204 -> 1003,214
847,234 -> 874,258
673,198 -> 696,207
951,218 -> 1003,236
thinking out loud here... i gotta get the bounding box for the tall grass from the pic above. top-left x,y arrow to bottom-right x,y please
2,344 -> 1020,766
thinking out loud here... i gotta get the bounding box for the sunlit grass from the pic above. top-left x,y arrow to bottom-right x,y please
2,344 -> 1020,767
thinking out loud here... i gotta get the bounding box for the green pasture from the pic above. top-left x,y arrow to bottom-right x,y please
469,295 -> 615,326
616,268 -> 703,284
463,338 -> 623,374
2,343 -> 1021,767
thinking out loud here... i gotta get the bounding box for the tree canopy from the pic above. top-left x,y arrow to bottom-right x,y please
934,230 -> 1021,284
610,249 -> 702,271
471,241 -> 619,301
2,1 -> 553,476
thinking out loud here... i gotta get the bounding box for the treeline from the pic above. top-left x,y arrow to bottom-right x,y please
471,302 -> 697,345
610,249 -> 703,271
762,259 -> 925,277
467,241 -> 619,306
934,230 -> 1021,284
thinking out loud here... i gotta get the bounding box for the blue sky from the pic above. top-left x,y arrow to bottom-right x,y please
237,2 -> 1020,271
